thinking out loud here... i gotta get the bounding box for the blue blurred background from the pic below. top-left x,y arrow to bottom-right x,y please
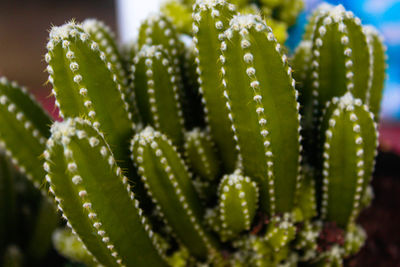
288,0 -> 400,122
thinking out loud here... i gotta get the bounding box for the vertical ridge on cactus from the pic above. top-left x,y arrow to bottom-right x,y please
193,0 -> 238,172
363,25 -> 387,120
221,14 -> 301,214
131,126 -> 220,261
46,22 -> 134,167
217,171 -> 258,241
82,19 -> 141,123
309,5 -> 370,118
132,45 -> 185,145
319,93 -> 378,227
0,78 -> 51,189
184,128 -> 220,181
44,118 -> 167,267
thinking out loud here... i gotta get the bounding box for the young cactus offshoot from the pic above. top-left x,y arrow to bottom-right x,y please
0,1 -> 387,266
319,92 -> 378,228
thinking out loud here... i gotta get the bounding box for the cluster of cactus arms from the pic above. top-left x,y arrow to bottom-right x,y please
162,0 -> 304,42
0,0 -> 386,266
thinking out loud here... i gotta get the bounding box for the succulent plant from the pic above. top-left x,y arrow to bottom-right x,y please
161,0 -> 304,43
0,0 -> 386,266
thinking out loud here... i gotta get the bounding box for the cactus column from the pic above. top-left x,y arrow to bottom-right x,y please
193,0 -> 238,172
221,14 -> 301,214
44,118 -> 167,267
131,127 -> 220,261
319,93 -> 378,228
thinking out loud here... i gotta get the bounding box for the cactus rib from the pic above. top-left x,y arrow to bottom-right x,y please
319,93 -> 378,227
46,22 -> 134,166
132,45 -> 185,145
0,78 -> 51,189
193,0 -> 238,172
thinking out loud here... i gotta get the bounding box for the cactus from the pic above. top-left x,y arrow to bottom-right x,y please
364,25 -> 387,120
161,0 -> 304,43
319,93 -> 378,228
131,45 -> 185,145
221,14 -> 302,214
131,127 -> 220,261
217,171 -> 258,241
0,78 -> 51,189
184,128 -> 220,181
46,22 -> 134,168
44,118 -> 167,266
192,0 -> 238,172
0,1 -> 387,266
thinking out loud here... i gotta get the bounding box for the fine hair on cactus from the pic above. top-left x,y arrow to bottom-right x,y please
0,0 -> 387,266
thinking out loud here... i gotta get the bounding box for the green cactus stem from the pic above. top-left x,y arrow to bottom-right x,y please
44,118 -> 167,267
138,13 -> 183,66
217,171 -> 258,241
82,19 -> 141,123
309,4 -> 370,117
319,92 -> 378,228
221,14 -> 301,214
192,0 -> 238,172
184,128 -> 220,181
0,77 -> 51,189
131,126 -> 220,261
82,19 -> 128,89
364,25 -> 387,120
131,45 -> 185,145
295,166 -> 317,221
46,22 -> 134,167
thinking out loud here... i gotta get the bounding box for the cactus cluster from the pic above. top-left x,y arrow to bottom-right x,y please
0,1 -> 386,266
162,0 -> 304,42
